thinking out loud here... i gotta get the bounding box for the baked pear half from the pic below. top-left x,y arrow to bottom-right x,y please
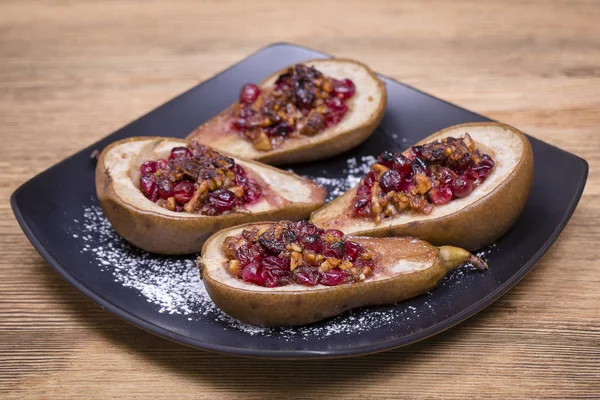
186,58 -> 387,165
310,122 -> 534,250
198,221 -> 486,326
96,137 -> 326,254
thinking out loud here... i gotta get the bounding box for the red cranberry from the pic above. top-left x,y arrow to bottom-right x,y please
239,107 -> 254,119
274,74 -> 290,90
452,175 -> 474,198
239,83 -> 261,104
320,269 -> 349,286
242,181 -> 262,203
139,174 -> 158,201
157,179 -> 174,199
322,241 -> 345,259
282,230 -> 298,243
265,121 -> 293,136
156,159 -> 168,170
472,154 -> 495,178
354,258 -> 374,270
410,146 -> 423,158
233,108 -> 254,131
412,157 -> 427,175
264,276 -> 278,288
353,196 -> 371,217
139,161 -> 157,175
357,185 -> 371,196
294,266 -> 321,286
327,97 -> 346,112
232,118 -> 246,131
300,234 -> 323,253
325,97 -> 349,126
207,189 -> 236,213
264,274 -> 289,287
262,256 -> 290,271
392,154 -> 413,177
429,185 -> 453,205
232,163 -> 246,177
241,261 -> 266,286
265,267 -> 290,281
262,257 -> 291,287
333,79 -> 356,100
169,147 -> 193,161
378,151 -> 394,168
363,171 -> 376,189
453,158 -> 471,173
344,241 -> 363,262
236,243 -> 263,266
379,170 -> 403,193
439,167 -> 457,185
173,181 -> 195,204
258,234 -> 286,255
293,220 -> 320,237
481,154 -> 494,167
464,168 -> 481,182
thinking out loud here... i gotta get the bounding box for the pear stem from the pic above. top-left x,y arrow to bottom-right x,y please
438,246 -> 488,271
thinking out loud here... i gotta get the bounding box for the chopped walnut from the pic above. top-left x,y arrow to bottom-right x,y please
339,260 -> 353,271
371,163 -> 389,180
165,197 -> 176,211
351,134 -> 494,224
318,257 -> 341,273
303,250 -> 324,266
359,250 -> 374,261
252,129 -> 272,151
229,185 -> 244,198
228,260 -> 241,275
222,236 -> 244,258
290,251 -> 303,271
232,65 -> 355,151
415,174 -> 432,194
362,266 -> 373,278
299,110 -> 325,136
286,243 -> 303,252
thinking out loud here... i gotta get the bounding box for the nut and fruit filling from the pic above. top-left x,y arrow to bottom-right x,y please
353,134 -> 495,223
138,143 -> 262,215
222,221 -> 377,288
231,64 -> 356,151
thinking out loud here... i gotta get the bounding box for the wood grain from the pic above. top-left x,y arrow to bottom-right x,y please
1,0 -> 599,398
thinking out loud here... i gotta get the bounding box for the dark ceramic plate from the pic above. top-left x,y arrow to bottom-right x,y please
11,43 -> 588,359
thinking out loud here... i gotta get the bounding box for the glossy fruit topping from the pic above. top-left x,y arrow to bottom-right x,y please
138,143 -> 262,214
239,83 -> 261,104
222,221 -> 377,287
231,64 -> 356,151
352,134 -> 495,223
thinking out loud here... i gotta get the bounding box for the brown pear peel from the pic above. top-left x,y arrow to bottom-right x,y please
198,222 -> 487,327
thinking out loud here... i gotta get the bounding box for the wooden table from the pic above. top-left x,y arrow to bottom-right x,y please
1,1 -> 598,398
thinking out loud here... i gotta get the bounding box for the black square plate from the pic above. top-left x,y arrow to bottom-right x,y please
11,43 -> 588,358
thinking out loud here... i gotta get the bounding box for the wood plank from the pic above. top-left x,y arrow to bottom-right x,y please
0,0 -> 598,398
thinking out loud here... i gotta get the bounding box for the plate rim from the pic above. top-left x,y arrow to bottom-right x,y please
10,42 -> 590,359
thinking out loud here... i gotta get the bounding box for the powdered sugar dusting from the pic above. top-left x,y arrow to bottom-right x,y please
306,155 -> 377,201
75,203 -> 446,339
78,204 -> 422,338
73,152 -> 492,340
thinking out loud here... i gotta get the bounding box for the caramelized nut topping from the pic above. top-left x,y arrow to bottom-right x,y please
138,143 -> 262,215
353,134 -> 495,223
222,221 -> 377,287
231,65 -> 356,151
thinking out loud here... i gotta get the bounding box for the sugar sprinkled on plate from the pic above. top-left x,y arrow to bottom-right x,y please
77,205 -> 424,338
73,157 -> 492,340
